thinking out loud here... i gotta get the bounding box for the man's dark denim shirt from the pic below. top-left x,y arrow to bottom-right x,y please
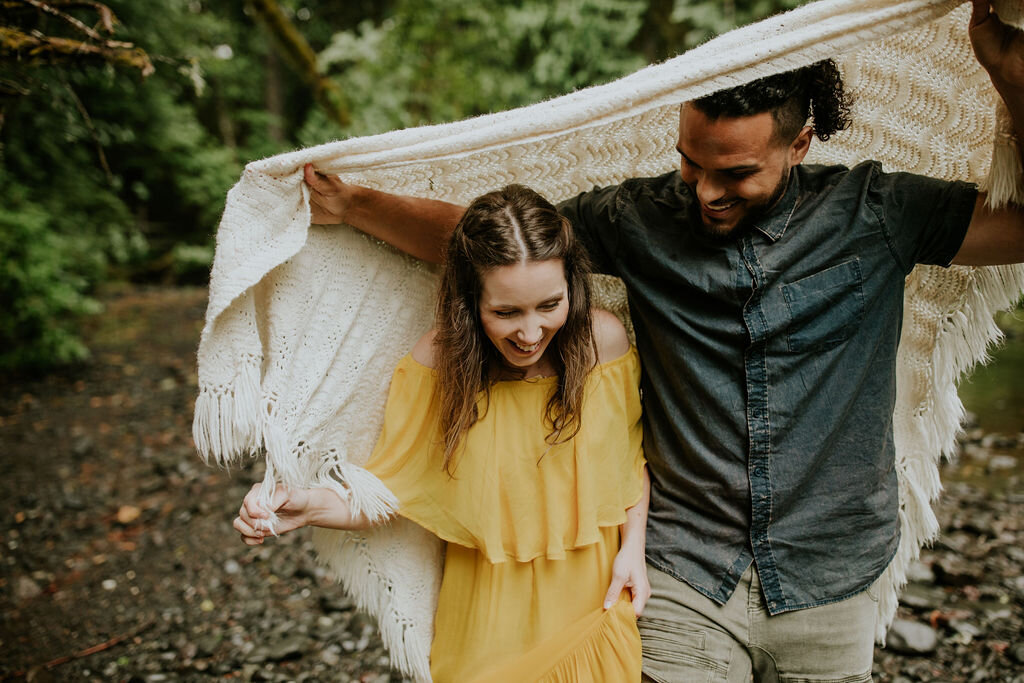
558,162 -> 976,613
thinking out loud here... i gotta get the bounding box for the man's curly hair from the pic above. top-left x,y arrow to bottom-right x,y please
693,59 -> 853,143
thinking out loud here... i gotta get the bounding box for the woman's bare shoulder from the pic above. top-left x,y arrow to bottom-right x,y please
591,309 -> 630,364
410,329 -> 439,368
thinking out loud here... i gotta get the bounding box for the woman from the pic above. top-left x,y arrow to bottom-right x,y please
234,184 -> 649,681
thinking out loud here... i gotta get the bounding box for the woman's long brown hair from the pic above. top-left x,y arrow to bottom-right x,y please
434,184 -> 596,474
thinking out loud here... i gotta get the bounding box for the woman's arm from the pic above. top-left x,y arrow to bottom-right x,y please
603,466 -> 651,616
233,482 -> 383,545
304,164 -> 464,264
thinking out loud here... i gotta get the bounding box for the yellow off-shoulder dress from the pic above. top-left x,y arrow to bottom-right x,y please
364,347 -> 646,682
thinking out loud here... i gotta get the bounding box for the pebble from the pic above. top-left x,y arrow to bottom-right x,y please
886,619 -> 938,655
71,436 -> 94,457
102,579 -> 118,591
905,560 -> 935,584
15,575 -> 43,601
970,669 -> 990,683
949,619 -> 984,646
933,555 -> 984,587
321,647 -> 341,666
196,634 -> 221,657
62,495 -> 85,511
264,635 -> 307,661
898,583 -> 946,610
987,454 -> 1018,471
117,505 -> 142,524
981,433 -> 1018,449
319,594 -> 354,613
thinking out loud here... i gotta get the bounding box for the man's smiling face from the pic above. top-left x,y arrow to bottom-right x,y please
677,103 -> 812,241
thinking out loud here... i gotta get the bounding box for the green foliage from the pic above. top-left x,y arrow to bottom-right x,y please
303,0 -> 648,142
670,0 -> 807,46
0,173 -> 107,371
0,0 -> 267,371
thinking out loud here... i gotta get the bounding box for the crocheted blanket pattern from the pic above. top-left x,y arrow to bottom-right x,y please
193,1 -> 1024,679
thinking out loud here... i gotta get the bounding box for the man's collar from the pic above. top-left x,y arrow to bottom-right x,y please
752,169 -> 800,242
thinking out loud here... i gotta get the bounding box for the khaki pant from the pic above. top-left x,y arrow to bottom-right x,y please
639,564 -> 877,683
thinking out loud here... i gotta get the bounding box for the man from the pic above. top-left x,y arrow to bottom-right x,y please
302,2 -> 1024,679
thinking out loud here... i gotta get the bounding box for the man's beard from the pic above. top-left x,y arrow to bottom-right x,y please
691,167 -> 791,245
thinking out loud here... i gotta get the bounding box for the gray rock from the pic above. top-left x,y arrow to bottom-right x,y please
62,494 -> 85,511
984,607 -> 1012,621
963,443 -> 992,461
987,454 -> 1018,472
933,555 -> 983,587
899,583 -> 947,609
981,433 -> 1018,449
321,647 -> 341,666
15,575 -> 43,601
952,619 -> 983,640
319,594 -> 353,613
264,634 -> 307,661
72,435 -> 94,457
905,559 -> 936,584
197,633 -> 222,657
886,619 -> 938,655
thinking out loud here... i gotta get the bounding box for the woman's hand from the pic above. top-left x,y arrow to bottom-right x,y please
233,482 -> 314,545
604,539 -> 652,617
604,466 -> 652,616
304,163 -> 356,225
233,481 -> 379,545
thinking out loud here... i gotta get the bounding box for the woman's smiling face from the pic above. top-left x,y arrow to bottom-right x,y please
478,258 -> 569,378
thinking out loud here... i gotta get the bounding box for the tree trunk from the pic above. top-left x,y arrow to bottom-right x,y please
630,0 -> 689,64
246,0 -> 349,128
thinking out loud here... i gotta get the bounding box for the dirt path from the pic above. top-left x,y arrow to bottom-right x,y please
0,285 -> 1020,682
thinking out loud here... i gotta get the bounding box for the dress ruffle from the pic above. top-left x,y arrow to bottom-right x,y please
477,598 -> 642,683
428,525 -> 642,682
365,347 -> 645,563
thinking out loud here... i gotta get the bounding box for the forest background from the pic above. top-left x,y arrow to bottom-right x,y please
1,0 -> 807,372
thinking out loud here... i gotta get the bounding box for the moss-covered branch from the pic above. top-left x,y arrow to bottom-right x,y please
246,0 -> 349,127
0,25 -> 154,75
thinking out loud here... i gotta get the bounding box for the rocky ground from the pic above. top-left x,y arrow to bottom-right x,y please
0,286 -> 1021,682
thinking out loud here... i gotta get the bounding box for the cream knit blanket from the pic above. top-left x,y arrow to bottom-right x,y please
194,0 -> 1024,679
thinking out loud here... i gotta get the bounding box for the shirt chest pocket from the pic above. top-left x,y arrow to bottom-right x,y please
780,259 -> 865,353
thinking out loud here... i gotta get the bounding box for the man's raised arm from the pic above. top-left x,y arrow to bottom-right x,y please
954,0 -> 1024,266
304,163 -> 465,264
